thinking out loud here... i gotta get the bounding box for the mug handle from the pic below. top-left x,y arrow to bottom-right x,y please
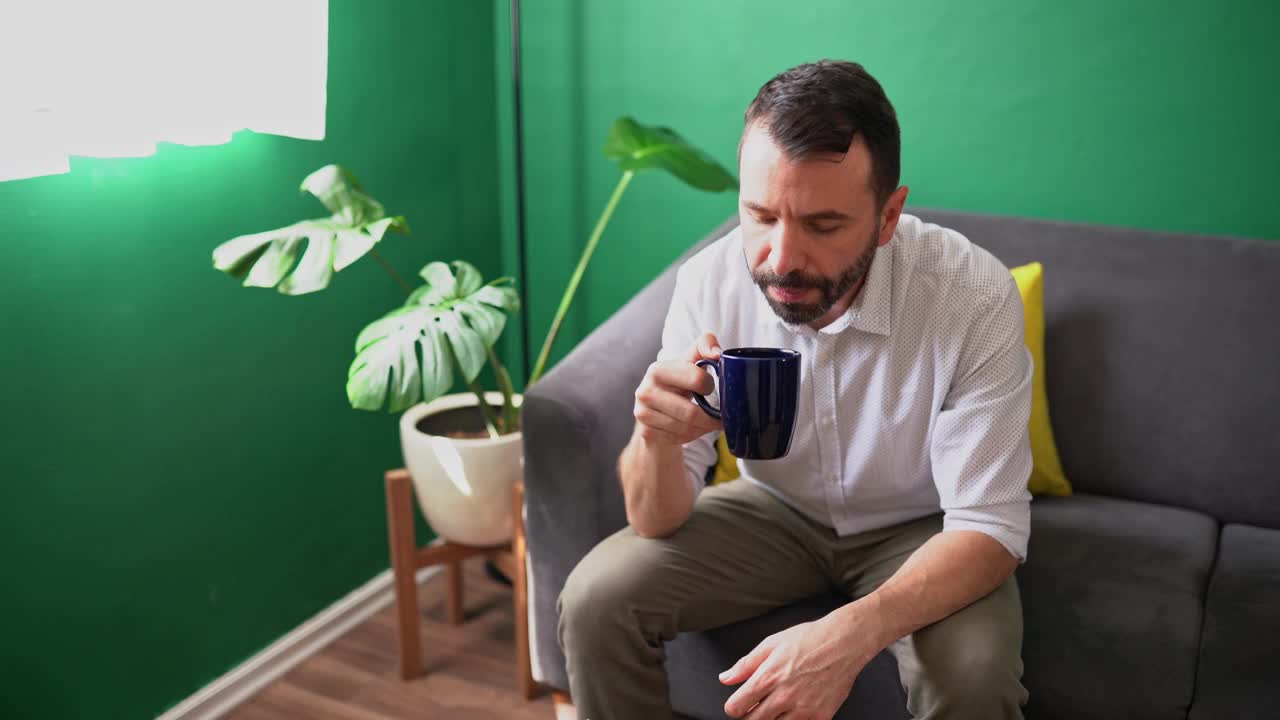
693,359 -> 721,421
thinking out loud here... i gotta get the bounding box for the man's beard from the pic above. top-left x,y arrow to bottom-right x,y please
752,225 -> 880,325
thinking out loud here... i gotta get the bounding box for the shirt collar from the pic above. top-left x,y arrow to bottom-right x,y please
755,241 -> 894,337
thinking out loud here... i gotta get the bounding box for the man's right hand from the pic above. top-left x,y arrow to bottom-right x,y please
632,332 -> 725,446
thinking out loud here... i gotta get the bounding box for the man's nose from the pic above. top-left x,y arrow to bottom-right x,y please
766,222 -> 805,277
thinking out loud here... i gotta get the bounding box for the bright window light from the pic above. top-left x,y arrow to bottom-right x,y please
0,0 -> 328,182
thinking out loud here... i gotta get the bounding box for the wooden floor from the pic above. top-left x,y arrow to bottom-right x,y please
229,557 -> 557,720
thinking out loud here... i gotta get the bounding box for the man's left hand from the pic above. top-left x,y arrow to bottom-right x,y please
719,611 -> 875,719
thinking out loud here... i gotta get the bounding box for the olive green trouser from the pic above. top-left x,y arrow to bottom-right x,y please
558,478 -> 1027,719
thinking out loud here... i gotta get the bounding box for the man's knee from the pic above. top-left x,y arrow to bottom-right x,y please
912,638 -> 1025,715
899,585 -> 1027,718
557,532 -> 667,657
557,550 -> 625,650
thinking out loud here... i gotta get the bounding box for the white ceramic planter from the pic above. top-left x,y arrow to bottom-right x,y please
399,391 -> 523,547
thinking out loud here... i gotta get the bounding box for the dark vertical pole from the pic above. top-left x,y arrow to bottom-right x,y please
510,0 -> 532,384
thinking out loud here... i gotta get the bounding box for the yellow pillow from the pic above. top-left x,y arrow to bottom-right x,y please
712,433 -> 740,485
711,261 -> 1071,496
1010,262 -> 1072,495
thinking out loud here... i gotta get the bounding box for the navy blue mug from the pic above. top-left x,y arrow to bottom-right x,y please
693,348 -> 802,459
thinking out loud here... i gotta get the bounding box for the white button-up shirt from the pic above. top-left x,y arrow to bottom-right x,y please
659,213 -> 1034,560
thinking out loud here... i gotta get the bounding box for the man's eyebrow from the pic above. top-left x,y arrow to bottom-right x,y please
743,202 -> 852,222
798,209 -> 853,222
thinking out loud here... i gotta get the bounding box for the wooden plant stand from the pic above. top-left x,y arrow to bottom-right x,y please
384,468 -> 537,699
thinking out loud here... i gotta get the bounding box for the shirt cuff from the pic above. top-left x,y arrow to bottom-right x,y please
681,430 -> 718,498
942,501 -> 1031,562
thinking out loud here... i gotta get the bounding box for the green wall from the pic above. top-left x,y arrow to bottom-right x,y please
518,0 -> 1279,372
4,2 -> 1278,717
0,1 -> 507,717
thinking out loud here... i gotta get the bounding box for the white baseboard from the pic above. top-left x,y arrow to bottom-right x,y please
156,562 -> 444,720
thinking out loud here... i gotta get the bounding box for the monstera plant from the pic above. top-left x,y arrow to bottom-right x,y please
212,165 -> 409,296
349,260 -> 521,431
212,117 -> 736,439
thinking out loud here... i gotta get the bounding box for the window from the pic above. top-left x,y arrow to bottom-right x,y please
0,0 -> 328,181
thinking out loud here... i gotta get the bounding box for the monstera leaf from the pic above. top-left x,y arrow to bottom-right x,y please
212,165 -> 408,295
346,261 -> 520,412
603,117 -> 738,192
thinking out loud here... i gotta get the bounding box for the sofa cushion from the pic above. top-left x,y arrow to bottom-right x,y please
914,208 -> 1280,529
665,592 -> 909,720
1189,523 -> 1280,719
1020,494 -> 1218,720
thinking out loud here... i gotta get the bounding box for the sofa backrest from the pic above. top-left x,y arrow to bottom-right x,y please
912,208 -> 1280,528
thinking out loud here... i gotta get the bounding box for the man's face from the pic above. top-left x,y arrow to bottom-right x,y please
738,123 -> 903,327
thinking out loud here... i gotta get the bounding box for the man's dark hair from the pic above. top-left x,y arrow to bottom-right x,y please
744,60 -> 901,207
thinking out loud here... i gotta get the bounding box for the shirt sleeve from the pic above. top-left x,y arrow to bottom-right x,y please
657,263 -> 719,499
931,275 -> 1034,561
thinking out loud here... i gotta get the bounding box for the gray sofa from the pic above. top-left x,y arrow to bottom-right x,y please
522,208 -> 1280,719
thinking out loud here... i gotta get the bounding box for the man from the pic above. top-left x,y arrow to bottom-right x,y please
558,59 -> 1032,720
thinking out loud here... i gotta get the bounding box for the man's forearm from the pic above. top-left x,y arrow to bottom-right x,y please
618,426 -> 697,538
831,530 -> 1019,663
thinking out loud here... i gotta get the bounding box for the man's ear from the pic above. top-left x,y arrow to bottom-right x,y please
877,185 -> 910,246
